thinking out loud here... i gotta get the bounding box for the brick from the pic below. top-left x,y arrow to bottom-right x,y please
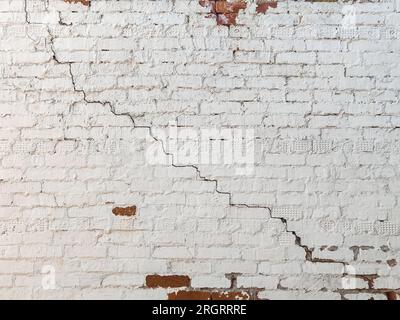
146,275 -> 191,288
199,0 -> 248,26
211,291 -> 251,300
112,206 -> 137,217
386,292 -> 399,300
256,1 -> 278,14
64,0 -> 90,6
168,291 -> 211,300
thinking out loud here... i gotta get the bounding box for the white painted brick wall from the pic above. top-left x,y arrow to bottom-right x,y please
0,0 -> 399,300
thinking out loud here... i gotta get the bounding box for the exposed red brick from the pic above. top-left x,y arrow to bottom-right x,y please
356,275 -> 378,290
386,292 -> 398,300
215,0 -> 247,13
199,0 -> 248,26
217,13 -> 239,26
112,206 -> 137,217
387,259 -> 397,268
256,1 -> 277,14
64,0 -> 90,6
168,290 -> 252,300
211,291 -> 251,300
146,275 -> 191,288
169,291 -> 212,300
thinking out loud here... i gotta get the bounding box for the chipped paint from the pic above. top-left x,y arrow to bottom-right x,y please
199,0 -> 279,25
112,206 -> 137,217
256,0 -> 278,14
64,0 -> 90,6
199,0 -> 248,26
146,275 -> 191,288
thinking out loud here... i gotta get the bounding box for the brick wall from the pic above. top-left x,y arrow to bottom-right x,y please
0,0 -> 400,300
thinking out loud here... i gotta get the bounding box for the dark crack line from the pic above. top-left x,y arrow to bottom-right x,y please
24,0 -> 29,24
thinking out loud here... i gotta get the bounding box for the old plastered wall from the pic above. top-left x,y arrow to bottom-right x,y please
0,0 -> 400,300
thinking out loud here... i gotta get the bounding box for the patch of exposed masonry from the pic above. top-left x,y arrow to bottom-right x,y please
35,0 -> 400,300
145,274 -> 260,300
112,206 -> 137,217
199,0 -> 278,26
64,0 -> 90,6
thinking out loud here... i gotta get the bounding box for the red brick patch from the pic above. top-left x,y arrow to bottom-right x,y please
256,1 -> 277,14
211,291 -> 251,300
112,206 -> 137,217
64,0 -> 90,6
199,0 -> 248,26
168,290 -> 252,300
386,292 -> 398,300
169,291 -> 212,300
163,274 -> 257,300
146,275 -> 191,288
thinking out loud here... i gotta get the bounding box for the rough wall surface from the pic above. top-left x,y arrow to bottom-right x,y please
1,0 -> 400,300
